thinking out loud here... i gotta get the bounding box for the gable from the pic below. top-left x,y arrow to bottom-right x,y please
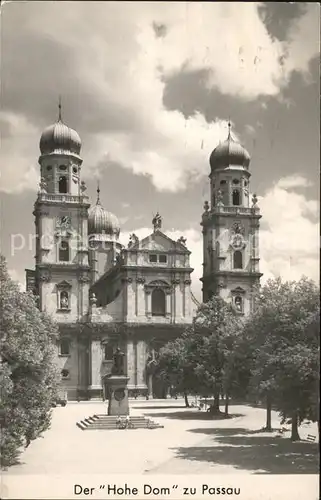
140,231 -> 188,252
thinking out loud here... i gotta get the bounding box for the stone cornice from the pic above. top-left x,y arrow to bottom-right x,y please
201,271 -> 263,282
121,265 -> 194,273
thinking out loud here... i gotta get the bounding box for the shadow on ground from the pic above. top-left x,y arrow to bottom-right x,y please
142,411 -> 245,421
133,405 -> 186,410
173,427 -> 319,474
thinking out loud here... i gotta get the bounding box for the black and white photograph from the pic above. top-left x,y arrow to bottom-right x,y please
0,1 -> 319,499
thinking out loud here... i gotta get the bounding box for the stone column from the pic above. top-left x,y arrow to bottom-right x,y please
145,291 -> 152,317
147,373 -> 153,398
126,338 -> 136,390
88,339 -> 103,399
165,291 -> 171,318
136,277 -> 145,318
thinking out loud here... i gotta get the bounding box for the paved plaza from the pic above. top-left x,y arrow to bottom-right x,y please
4,400 -> 319,475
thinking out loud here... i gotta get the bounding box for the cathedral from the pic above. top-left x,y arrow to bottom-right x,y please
27,108 -> 262,400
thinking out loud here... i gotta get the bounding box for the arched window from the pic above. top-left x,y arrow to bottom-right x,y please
233,178 -> 240,185
233,250 -> 243,269
59,176 -> 68,193
232,189 -> 240,206
59,240 -> 70,262
234,296 -> 243,313
104,344 -> 114,361
151,289 -> 166,316
220,179 -> 226,186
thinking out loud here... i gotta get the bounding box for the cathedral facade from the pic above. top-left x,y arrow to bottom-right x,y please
28,112 -> 261,401
30,110 -> 196,400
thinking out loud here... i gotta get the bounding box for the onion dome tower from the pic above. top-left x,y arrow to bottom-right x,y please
38,100 -> 83,196
201,120 -> 262,315
33,99 -> 90,331
88,184 -> 122,283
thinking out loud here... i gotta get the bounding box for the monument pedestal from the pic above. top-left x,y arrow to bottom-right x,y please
105,375 -> 130,416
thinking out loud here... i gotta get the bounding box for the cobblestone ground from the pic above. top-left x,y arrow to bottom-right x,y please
4,400 -> 319,475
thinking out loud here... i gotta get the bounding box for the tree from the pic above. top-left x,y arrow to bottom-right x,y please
246,277 -> 320,438
190,296 -> 242,415
0,256 -> 60,467
156,328 -> 203,406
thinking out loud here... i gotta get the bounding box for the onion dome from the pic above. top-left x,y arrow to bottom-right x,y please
210,122 -> 250,171
39,102 -> 81,157
88,186 -> 120,237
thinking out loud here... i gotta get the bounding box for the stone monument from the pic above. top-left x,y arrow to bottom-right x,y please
105,347 -> 129,416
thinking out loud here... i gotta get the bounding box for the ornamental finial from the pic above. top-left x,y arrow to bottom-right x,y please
227,118 -> 232,139
58,95 -> 62,122
96,180 -> 101,205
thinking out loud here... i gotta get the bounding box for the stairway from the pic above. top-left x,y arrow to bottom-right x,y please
76,414 -> 164,431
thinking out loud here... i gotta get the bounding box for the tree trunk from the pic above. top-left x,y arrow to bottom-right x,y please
265,393 -> 272,431
224,394 -> 229,417
291,412 -> 300,441
212,389 -> 221,414
184,391 -> 190,408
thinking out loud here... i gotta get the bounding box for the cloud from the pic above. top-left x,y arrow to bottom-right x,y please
277,175 -> 312,189
259,176 -> 319,284
0,111 -> 40,194
8,268 -> 25,292
1,2 -> 319,194
281,3 -> 320,81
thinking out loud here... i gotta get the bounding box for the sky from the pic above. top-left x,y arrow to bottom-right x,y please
0,1 -> 319,300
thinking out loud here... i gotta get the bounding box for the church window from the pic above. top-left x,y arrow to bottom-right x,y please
59,339 -> 70,356
104,344 -> 114,361
73,167 -> 78,174
234,296 -> 243,313
232,189 -> 240,206
149,254 -> 157,263
159,254 -> 167,263
59,290 -> 70,310
151,289 -> 166,316
233,178 -> 240,184
59,240 -> 70,262
59,175 -> 68,193
61,369 -> 70,379
233,251 -> 243,269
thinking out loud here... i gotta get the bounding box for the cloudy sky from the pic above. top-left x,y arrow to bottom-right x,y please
0,1 -> 319,300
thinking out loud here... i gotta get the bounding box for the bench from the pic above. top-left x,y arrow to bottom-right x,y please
306,434 -> 316,442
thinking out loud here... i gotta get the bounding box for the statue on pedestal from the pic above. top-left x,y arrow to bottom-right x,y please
111,347 -> 125,375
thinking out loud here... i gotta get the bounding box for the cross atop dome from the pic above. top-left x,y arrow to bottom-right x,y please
227,119 -> 232,139
96,180 -> 101,205
58,95 -> 62,122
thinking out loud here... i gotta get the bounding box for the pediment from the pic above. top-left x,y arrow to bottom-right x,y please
57,280 -> 72,289
140,231 -> 188,252
231,286 -> 246,294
